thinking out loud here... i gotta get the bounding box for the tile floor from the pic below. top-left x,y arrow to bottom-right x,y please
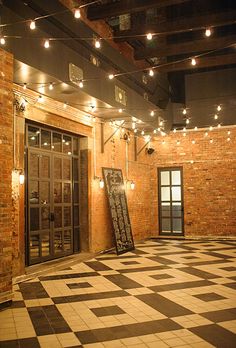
0,239 -> 236,347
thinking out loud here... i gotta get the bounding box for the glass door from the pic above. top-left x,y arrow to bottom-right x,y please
26,124 -> 79,265
158,168 -> 184,236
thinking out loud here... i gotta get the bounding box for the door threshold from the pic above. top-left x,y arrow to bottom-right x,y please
13,252 -> 96,285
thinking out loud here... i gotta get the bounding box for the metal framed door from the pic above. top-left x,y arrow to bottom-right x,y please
26,123 -> 79,265
158,167 -> 184,236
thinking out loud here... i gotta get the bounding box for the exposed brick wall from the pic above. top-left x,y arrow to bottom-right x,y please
0,49 -> 13,303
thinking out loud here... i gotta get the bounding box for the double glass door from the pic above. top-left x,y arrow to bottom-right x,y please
26,124 -> 80,265
158,168 -> 184,236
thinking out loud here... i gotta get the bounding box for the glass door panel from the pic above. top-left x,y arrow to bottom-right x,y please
158,168 -> 184,236
27,124 -> 79,265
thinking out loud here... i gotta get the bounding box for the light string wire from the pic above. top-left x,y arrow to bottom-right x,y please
0,0 -> 100,28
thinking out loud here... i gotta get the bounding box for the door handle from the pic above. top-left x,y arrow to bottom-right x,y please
50,212 -> 55,222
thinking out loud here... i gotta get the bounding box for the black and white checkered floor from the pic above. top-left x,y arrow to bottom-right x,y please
1,239 -> 236,348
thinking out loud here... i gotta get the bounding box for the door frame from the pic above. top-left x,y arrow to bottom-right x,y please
158,167 -> 184,236
25,122 -> 81,265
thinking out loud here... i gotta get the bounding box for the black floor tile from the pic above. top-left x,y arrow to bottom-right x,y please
194,292 -> 226,302
85,261 -> 112,271
151,274 -> 174,280
67,282 -> 92,289
180,267 -> 217,279
120,265 -> 170,273
150,280 -> 214,292
137,293 -> 193,317
19,282 -> 49,300
190,324 -> 236,348
91,305 -> 125,317
52,290 -> 129,304
18,337 -> 40,348
104,274 -> 143,289
201,308 -> 236,322
39,272 -> 98,281
0,340 -> 19,348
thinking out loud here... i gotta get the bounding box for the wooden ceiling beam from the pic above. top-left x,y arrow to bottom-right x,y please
134,35 -> 236,60
86,0 -> 190,21
113,10 -> 236,41
157,53 -> 236,73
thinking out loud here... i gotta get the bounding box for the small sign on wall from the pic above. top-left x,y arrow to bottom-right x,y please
102,167 -> 135,255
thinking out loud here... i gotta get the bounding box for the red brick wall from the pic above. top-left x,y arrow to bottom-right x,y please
90,124 -> 236,252
0,49 -> 13,303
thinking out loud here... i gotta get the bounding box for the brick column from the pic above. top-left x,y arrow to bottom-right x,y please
0,48 -> 13,305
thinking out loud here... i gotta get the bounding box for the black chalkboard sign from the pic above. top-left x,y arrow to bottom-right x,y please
102,167 -> 135,255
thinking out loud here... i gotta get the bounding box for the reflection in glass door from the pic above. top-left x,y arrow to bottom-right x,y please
26,124 -> 80,265
158,168 -> 184,236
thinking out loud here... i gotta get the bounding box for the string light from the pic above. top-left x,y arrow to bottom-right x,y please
150,110 -> 154,116
218,123 -> 221,128
130,181 -> 135,190
74,8 -> 81,19
191,58 -> 197,66
159,120 -> 163,126
37,95 -> 44,103
44,39 -> 50,48
39,85 -> 44,93
183,108 -> 187,115
217,105 -> 221,111
79,80 -> 84,88
119,108 -> 122,113
23,83 -> 27,90
153,129 -> 157,134
141,130 -> 145,135
108,74 -> 114,80
205,28 -> 212,37
210,139 -> 213,143
183,127 -> 186,132
186,118 -> 190,124
132,122 -> 136,129
227,131 -> 231,135
227,137 -> 231,141
173,129 -> 176,133
29,20 -> 36,30
162,140 -> 165,144
149,69 -> 154,77
49,82 -> 53,90
192,140 -> 196,144
63,102 -> 67,108
177,140 -> 180,145
146,33 -> 153,40
209,126 -> 213,131
0,37 -> 6,45
134,129 -> 137,133
194,126 -> 198,130
183,132 -> 186,137
205,132 -> 208,136
94,39 -> 101,49
214,114 -> 218,120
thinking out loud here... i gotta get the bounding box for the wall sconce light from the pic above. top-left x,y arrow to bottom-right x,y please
19,172 -> 25,184
130,181 -> 135,190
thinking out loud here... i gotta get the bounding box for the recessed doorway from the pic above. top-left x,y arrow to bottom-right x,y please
26,123 -> 80,265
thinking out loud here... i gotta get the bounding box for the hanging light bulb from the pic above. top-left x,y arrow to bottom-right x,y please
177,140 -> 180,145
63,102 -> 67,109
130,181 -> 135,190
95,39 -> 101,49
74,8 -> 81,19
210,139 -> 213,143
108,74 -> 114,80
159,120 -> 163,126
218,123 -> 221,128
194,126 -> 198,130
146,33 -> 153,40
0,37 -> 6,45
38,95 -> 44,103
30,20 -> 36,30
23,83 -> 27,90
153,129 -> 157,134
183,132 -> 186,137
79,80 -> 84,88
173,128 -> 176,133
227,137 -> 231,142
134,128 -> 137,133
209,126 -> 213,131
227,130 -> 231,135
183,108 -> 187,115
192,140 -> 196,144
119,108 -> 122,113
92,116 -> 96,122
205,28 -> 212,37
186,118 -> 190,124
150,110 -> 154,117
217,105 -> 221,111
149,69 -> 154,76
205,132 -> 208,136
141,130 -> 145,135
183,127 -> 186,132
44,39 -> 50,48
191,58 -> 197,66
162,140 -> 165,144
214,114 -> 218,120
49,82 -> 53,90
132,122 -> 136,129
